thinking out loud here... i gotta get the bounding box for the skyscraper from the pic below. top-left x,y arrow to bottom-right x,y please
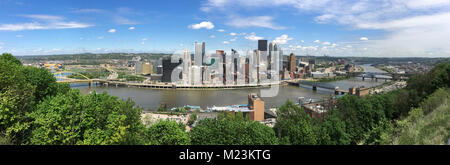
162,58 -> 182,82
216,50 -> 226,85
194,42 -> 205,84
232,49 -> 238,85
258,40 -> 268,52
194,42 -> 205,66
268,42 -> 277,79
182,49 -> 191,84
289,53 -> 296,78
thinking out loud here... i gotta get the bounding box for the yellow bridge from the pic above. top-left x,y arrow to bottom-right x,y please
53,71 -> 94,84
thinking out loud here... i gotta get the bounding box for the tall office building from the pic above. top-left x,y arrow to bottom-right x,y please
191,65 -> 201,85
254,50 -> 261,84
142,62 -> 153,75
216,50 -> 226,85
231,49 -> 239,85
195,42 -> 205,84
194,42 -> 205,66
279,48 -> 283,74
162,58 -> 182,82
268,42 -> 277,79
289,53 -> 296,78
258,40 -> 268,52
202,66 -> 211,84
135,61 -> 143,75
237,56 -> 246,85
182,49 -> 191,84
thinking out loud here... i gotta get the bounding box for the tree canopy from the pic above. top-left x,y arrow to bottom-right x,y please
190,113 -> 278,145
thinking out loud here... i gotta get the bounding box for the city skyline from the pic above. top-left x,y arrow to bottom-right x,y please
0,0 -> 450,57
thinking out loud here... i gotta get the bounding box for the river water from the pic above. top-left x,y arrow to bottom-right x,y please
71,64 -> 387,110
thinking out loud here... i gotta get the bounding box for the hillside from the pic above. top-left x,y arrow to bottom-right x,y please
390,88 -> 450,145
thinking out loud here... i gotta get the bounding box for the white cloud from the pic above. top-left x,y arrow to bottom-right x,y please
128,27 -> 135,30
210,35 -> 216,38
97,36 -> 104,39
0,15 -> 92,31
314,14 -> 335,24
330,43 -> 337,48
201,0 -> 331,12
108,29 -> 116,33
230,37 -> 237,42
0,22 -> 92,31
226,15 -> 285,30
217,29 -> 225,32
230,32 -> 246,36
188,21 -> 214,30
301,40 -> 304,43
16,35 -> 24,38
223,41 -> 230,44
302,46 -> 318,52
24,14 -> 64,21
142,38 -> 147,41
322,41 -> 331,45
360,37 -> 368,41
273,34 -> 293,44
313,40 -> 320,43
201,0 -> 450,56
141,42 -> 145,45
244,32 -> 263,41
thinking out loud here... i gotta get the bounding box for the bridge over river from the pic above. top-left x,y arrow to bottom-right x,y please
287,80 -> 350,95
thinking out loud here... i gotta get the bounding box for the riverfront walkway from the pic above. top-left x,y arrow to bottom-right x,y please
58,78 -> 279,89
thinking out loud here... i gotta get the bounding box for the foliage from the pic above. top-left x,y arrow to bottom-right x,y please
188,113 -> 197,126
389,88 -> 450,145
0,53 -> 36,144
0,53 -> 21,65
317,76 -> 348,82
29,90 -> 144,145
118,72 -> 145,82
143,120 -> 190,145
190,114 -> 278,145
273,100 -> 317,145
318,110 -> 351,145
67,68 -> 110,79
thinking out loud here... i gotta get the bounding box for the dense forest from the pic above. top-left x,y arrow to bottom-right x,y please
1,52 -> 449,145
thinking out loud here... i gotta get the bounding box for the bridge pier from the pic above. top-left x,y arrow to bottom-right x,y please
362,76 -> 365,81
312,85 -> 317,91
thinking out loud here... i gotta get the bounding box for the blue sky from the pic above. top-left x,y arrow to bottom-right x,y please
1,0 -> 450,57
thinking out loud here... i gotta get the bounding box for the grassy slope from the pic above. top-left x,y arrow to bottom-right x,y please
392,88 -> 450,145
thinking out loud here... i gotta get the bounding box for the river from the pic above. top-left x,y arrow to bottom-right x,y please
71,64 -> 387,110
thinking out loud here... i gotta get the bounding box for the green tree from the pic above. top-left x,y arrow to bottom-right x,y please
29,90 -> 144,145
273,100 -> 317,145
143,120 -> 190,145
0,53 -> 35,144
190,115 -> 278,145
0,53 -> 21,65
318,110 -> 351,145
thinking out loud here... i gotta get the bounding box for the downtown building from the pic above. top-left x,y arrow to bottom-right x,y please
172,41 -> 281,86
